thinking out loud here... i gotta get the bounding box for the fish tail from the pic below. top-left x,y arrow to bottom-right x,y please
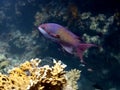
76,43 -> 96,63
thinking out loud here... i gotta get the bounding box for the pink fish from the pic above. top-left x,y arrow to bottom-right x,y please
38,23 -> 96,63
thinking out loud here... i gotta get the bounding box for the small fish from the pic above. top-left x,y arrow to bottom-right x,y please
38,23 -> 96,63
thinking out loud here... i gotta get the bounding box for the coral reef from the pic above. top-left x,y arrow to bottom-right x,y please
0,58 -> 80,90
0,54 -> 10,73
65,69 -> 81,90
0,0 -> 120,89
0,29 -> 40,61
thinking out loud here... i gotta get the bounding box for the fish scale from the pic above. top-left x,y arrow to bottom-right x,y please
57,28 -> 79,45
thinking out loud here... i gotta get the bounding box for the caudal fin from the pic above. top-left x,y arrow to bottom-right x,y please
76,43 -> 96,63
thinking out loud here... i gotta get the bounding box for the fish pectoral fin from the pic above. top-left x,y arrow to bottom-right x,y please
49,33 -> 60,38
43,29 -> 60,38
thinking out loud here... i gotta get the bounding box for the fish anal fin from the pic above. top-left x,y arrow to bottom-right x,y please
61,44 -> 73,54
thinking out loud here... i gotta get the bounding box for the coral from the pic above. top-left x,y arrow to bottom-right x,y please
83,34 -> 100,44
0,54 -> 7,62
89,14 -> 114,35
0,30 -> 41,61
0,60 -> 9,70
34,3 -> 68,27
0,54 -> 10,72
0,58 -> 81,90
34,11 -> 49,26
68,3 -> 79,19
80,12 -> 91,20
65,69 -> 81,90
0,41 -> 10,54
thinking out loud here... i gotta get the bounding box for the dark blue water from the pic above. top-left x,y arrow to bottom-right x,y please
0,0 -> 120,90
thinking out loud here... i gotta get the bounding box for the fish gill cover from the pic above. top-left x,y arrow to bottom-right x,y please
0,0 -> 120,90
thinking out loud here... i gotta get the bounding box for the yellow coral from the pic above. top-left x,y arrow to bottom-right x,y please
0,58 -> 81,90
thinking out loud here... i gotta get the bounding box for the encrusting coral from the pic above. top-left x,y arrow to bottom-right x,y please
0,58 -> 81,90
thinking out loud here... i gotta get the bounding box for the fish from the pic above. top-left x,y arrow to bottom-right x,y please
38,23 -> 96,63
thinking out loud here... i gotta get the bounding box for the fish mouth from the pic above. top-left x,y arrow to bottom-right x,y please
38,26 -> 47,35
38,26 -> 45,32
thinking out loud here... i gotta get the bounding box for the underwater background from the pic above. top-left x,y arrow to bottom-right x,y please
0,0 -> 120,90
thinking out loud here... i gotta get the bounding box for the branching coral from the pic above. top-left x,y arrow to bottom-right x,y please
0,58 -> 81,90
65,69 -> 81,90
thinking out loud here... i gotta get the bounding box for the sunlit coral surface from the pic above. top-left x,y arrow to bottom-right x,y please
0,58 -> 80,90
